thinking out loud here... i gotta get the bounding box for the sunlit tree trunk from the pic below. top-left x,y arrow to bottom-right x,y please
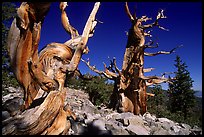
82,2 -> 180,115
3,2 -> 100,135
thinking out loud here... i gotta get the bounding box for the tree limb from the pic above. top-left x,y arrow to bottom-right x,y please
135,64 -> 174,86
142,9 -> 169,31
74,68 -> 93,80
143,68 -> 155,73
146,78 -> 170,86
81,58 -> 117,80
7,2 -> 54,108
112,57 -> 122,76
125,2 -> 135,21
144,40 -> 159,49
146,92 -> 155,97
60,2 -> 79,39
139,15 -> 152,22
66,2 -> 100,72
144,45 -> 183,56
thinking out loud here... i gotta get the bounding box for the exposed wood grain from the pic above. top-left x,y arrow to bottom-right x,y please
4,2 -> 100,135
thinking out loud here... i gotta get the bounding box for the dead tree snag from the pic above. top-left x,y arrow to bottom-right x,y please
82,2 -> 180,115
4,2 -> 100,135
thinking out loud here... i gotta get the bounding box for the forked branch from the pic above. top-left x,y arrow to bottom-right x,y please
146,76 -> 175,86
66,2 -> 100,72
144,72 -> 176,86
142,9 -> 169,31
112,57 -> 122,77
81,58 -> 117,80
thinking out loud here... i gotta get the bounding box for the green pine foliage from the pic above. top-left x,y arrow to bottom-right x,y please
147,85 -> 166,118
2,2 -> 17,62
147,55 -> 201,128
168,55 -> 196,119
66,73 -> 202,128
147,88 -> 202,128
82,75 -> 113,106
65,74 -> 113,106
2,2 -> 20,93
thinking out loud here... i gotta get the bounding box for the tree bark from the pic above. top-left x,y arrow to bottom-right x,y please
83,2 -> 179,115
4,2 -> 100,135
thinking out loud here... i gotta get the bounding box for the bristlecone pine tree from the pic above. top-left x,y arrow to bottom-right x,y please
168,55 -> 196,120
3,2 -> 100,135
82,2 -> 182,115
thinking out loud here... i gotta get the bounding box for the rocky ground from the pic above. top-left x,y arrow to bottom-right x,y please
2,87 -> 202,135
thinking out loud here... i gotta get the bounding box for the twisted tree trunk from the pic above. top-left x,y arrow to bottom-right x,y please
3,2 -> 100,135
82,2 -> 180,115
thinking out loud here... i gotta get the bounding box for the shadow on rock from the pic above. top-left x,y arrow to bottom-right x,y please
80,121 -> 112,135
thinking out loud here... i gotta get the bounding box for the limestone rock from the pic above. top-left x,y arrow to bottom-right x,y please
2,87 -> 202,135
125,124 -> 150,135
2,111 -> 10,121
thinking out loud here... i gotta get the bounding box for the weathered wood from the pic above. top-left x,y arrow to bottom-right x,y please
7,2 -> 53,109
83,2 -> 177,115
60,2 -> 79,39
4,2 -> 100,135
66,2 -> 100,72
2,90 -> 63,135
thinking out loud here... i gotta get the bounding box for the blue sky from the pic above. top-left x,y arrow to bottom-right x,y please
14,2 -> 202,91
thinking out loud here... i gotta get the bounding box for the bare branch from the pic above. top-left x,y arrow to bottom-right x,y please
145,77 -> 171,86
144,31 -> 152,37
103,62 -> 118,78
144,74 -> 175,86
144,40 -> 159,49
64,36 -> 81,50
74,68 -> 92,80
140,15 -> 152,22
60,2 -> 79,39
143,68 -> 155,73
105,58 -> 115,73
144,45 -> 183,56
144,50 -> 172,56
146,92 -> 155,97
89,19 -> 103,38
161,71 -> 175,78
140,71 -> 176,86
81,58 -> 117,80
95,18 -> 103,24
158,26 -> 169,31
137,68 -> 174,86
66,2 -> 100,72
81,2 -> 100,43
141,9 -> 169,31
156,9 -> 167,20
112,57 -> 122,76
125,2 -> 135,21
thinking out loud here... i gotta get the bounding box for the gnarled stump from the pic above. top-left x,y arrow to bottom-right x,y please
4,2 -> 100,135
2,90 -> 70,135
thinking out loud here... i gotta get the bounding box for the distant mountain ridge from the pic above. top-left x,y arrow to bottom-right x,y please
147,87 -> 202,98
194,90 -> 202,98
